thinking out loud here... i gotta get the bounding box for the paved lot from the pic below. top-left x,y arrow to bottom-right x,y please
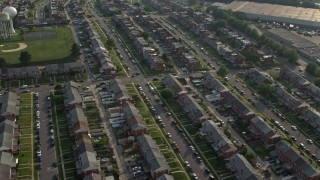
22,86 -> 58,180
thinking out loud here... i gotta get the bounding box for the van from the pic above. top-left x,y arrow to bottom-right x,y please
20,85 -> 28,89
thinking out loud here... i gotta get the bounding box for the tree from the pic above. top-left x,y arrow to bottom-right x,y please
71,43 -> 80,56
162,53 -> 169,62
106,38 -> 115,50
188,0 -> 197,6
194,132 -> 203,142
256,83 -> 275,98
54,84 -> 63,91
0,57 -> 6,68
19,51 -> 32,64
315,78 -> 320,88
284,48 -> 299,63
217,67 -> 228,78
133,2 -> 141,7
208,19 -> 227,31
160,88 -> 174,99
306,63 -> 318,76
242,50 -> 260,62
142,32 -> 150,40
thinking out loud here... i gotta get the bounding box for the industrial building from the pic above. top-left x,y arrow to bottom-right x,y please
266,28 -> 320,61
223,1 -> 320,28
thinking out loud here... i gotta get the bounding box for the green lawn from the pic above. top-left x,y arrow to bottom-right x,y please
0,27 -> 74,65
17,93 -> 35,179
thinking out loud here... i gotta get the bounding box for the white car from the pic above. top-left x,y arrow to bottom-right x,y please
167,133 -> 172,138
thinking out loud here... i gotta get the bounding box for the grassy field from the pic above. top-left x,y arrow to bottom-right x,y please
17,93 -> 36,180
0,27 -> 74,65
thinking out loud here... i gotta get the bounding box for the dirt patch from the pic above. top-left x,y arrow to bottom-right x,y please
1,43 -> 27,53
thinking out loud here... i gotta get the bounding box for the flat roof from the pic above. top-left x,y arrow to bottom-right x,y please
223,1 -> 320,23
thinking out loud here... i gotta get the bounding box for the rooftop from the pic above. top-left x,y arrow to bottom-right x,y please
223,1 -> 320,23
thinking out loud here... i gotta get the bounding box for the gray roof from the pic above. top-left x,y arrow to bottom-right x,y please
1,92 -> 19,117
273,87 -> 307,111
83,173 -> 102,180
276,140 -> 320,178
156,174 -> 174,180
178,94 -> 208,121
224,91 -> 255,117
227,153 -> 259,180
0,151 -> 16,168
247,68 -> 274,84
201,120 -> 237,153
137,134 -> 169,172
64,81 -> 82,105
251,117 -> 275,136
70,107 -> 89,134
163,74 -> 186,95
122,103 -> 146,130
202,72 -> 229,92
76,134 -> 98,173
0,120 -> 15,152
109,79 -> 131,101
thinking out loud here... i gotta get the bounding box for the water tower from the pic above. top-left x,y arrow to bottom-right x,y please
0,12 -> 11,39
2,6 -> 17,34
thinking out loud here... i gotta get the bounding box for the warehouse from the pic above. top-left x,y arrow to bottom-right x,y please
266,28 -> 320,61
223,1 -> 320,28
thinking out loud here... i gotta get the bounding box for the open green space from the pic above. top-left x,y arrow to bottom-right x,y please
0,27 -> 74,65
17,93 -> 35,179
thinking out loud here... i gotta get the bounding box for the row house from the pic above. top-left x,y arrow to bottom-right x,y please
4,66 -> 40,80
1,92 -> 20,120
181,53 -> 201,70
44,62 -> 83,76
0,119 -> 19,154
201,120 -> 237,159
64,81 -> 83,108
163,74 -> 187,96
69,107 -> 89,136
299,109 -> 320,132
204,34 -> 219,49
273,87 -> 308,114
108,79 -> 132,105
171,42 -> 185,56
122,102 -> 148,136
98,54 -> 116,77
91,37 -> 107,55
202,72 -> 229,98
249,117 -> 280,148
136,134 -> 170,179
308,84 -> 320,103
142,47 -> 165,70
177,94 -> 209,122
276,140 -> 320,180
217,43 -> 244,66
156,174 -> 174,180
246,68 -> 274,85
0,151 -> 17,180
83,173 -> 103,180
75,134 -> 99,176
280,67 -> 320,103
134,37 -> 149,53
222,92 -> 255,121
280,67 -> 310,91
226,153 -> 260,180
